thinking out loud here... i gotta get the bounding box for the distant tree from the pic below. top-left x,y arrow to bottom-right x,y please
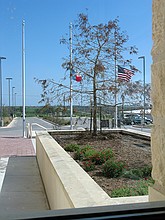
118,80 -> 151,106
37,104 -> 54,115
118,80 -> 151,119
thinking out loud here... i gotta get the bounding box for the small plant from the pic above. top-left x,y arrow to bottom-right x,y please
87,148 -> 114,165
74,145 -> 93,161
141,166 -> 152,178
83,160 -> 95,172
90,152 -> 105,165
64,143 -> 80,152
103,159 -> 125,178
83,148 -> 97,160
122,166 -> 152,180
99,148 -> 114,162
111,187 -> 138,197
81,145 -> 93,153
122,170 -> 140,180
111,178 -> 154,197
74,149 -> 84,160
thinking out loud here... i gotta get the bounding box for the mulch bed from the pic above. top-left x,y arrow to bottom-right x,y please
52,132 -> 151,196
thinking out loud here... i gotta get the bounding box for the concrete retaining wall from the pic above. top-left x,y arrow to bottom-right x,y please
36,131 -> 111,210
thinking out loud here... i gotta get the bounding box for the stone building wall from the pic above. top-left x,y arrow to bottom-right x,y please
149,0 -> 165,201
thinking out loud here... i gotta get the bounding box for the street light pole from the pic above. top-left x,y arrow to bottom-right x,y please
22,20 -> 26,138
6,77 -> 12,116
14,92 -> 17,117
12,86 -> 15,106
0,57 -> 6,126
138,56 -> 146,123
12,86 -> 15,117
14,92 -> 17,107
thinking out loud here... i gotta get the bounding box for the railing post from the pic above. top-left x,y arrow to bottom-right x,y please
26,123 -> 30,138
30,123 -> 32,138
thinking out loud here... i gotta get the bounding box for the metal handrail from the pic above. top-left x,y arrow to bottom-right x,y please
27,123 -> 47,138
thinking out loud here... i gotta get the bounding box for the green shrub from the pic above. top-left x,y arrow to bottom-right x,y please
90,152 -> 105,165
111,178 -> 154,197
99,148 -> 114,162
74,149 -> 84,160
141,166 -> 152,177
83,148 -> 105,165
74,145 -> 93,161
83,148 -> 97,159
75,147 -> 114,165
103,159 -> 125,178
81,145 -> 93,153
87,148 -> 114,165
82,160 -> 95,172
122,170 -> 141,180
64,143 -> 80,152
122,166 -> 152,180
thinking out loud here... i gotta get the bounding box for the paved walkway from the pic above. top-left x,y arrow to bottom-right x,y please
0,118 -> 51,216
0,137 -> 35,157
0,156 -> 49,217
0,137 -> 36,192
0,137 -> 50,216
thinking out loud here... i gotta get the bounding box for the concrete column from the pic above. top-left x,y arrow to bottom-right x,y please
149,0 -> 165,201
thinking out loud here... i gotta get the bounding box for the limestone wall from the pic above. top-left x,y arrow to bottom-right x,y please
149,0 -> 165,201
36,131 -> 111,210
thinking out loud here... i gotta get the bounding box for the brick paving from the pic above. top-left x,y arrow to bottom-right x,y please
0,137 -> 35,157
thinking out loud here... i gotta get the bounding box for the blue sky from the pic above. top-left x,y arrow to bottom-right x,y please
0,0 -> 152,106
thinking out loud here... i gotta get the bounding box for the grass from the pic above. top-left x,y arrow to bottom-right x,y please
110,178 -> 154,197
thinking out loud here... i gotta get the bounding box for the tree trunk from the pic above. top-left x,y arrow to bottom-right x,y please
90,97 -> 92,133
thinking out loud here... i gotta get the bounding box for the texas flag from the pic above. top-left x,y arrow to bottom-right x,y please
71,69 -> 82,82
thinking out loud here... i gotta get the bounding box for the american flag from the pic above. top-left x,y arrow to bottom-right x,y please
118,65 -> 134,82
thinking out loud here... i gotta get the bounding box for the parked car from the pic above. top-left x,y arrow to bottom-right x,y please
122,114 -> 153,125
122,117 -> 132,125
132,115 -> 153,125
123,114 -> 141,125
132,115 -> 141,124
144,116 -> 153,124
122,114 -> 134,125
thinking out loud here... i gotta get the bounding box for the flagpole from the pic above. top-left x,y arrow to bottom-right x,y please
114,29 -> 118,129
114,59 -> 118,129
70,22 -> 73,130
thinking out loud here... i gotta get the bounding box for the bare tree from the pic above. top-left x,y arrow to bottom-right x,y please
36,13 -> 138,135
118,80 -> 151,106
61,14 -> 138,135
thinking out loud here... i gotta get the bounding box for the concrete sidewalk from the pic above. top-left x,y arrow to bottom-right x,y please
0,137 -> 36,192
0,137 -> 50,216
0,156 -> 49,216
